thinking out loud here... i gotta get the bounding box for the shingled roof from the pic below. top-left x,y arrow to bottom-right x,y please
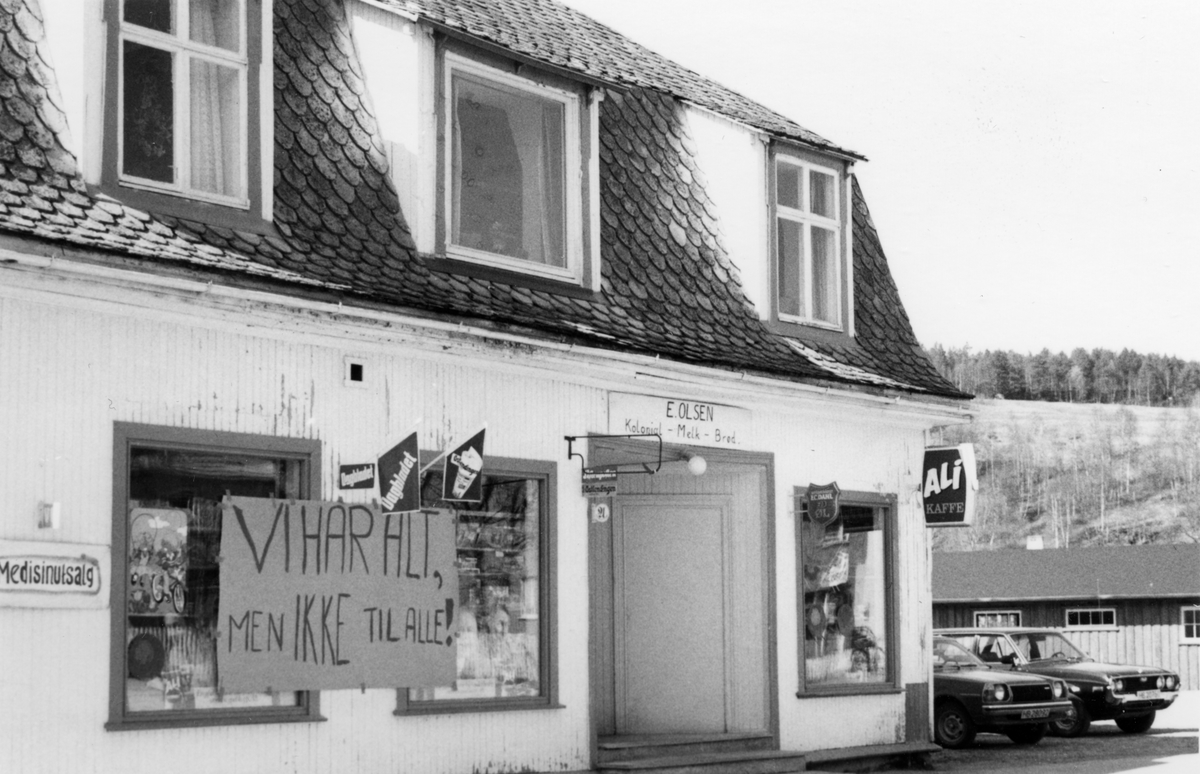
933,545 -> 1200,603
0,0 -> 967,400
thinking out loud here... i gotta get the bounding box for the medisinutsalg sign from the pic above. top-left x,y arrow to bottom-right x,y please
922,444 -> 978,527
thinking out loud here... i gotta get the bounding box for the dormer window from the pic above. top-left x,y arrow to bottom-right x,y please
104,0 -> 263,225
772,152 -> 845,330
441,52 -> 587,284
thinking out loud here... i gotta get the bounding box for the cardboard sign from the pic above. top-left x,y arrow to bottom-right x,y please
807,483 -> 841,526
379,433 -> 420,513
582,468 -> 618,498
218,497 -> 458,692
922,444 -> 978,527
338,463 -> 377,491
442,428 -> 486,502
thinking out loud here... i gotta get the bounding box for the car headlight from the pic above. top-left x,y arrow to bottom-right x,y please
1052,680 -> 1066,699
983,683 -> 1011,702
1157,676 -> 1165,690
1113,679 -> 1125,693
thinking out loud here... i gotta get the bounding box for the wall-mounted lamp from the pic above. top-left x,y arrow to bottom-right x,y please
681,451 -> 707,477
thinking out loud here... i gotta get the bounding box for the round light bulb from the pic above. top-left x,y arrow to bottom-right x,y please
686,454 -> 707,476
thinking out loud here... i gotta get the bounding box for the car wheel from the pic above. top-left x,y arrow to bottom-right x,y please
934,701 -> 976,749
1005,723 -> 1048,745
1115,711 -> 1155,734
1049,697 -> 1090,737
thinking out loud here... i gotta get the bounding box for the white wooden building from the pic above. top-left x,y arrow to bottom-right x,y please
0,1 -> 971,772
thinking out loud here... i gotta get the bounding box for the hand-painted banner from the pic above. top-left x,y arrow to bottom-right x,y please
218,497 -> 457,692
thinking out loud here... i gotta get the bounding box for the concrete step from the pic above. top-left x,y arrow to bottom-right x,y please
596,749 -> 807,774
597,732 -> 776,764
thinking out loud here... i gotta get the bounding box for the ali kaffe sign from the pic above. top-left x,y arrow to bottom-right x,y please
218,497 -> 458,692
922,444 -> 978,527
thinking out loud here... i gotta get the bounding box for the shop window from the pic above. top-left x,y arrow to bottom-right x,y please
440,50 -> 588,285
1183,606 -> 1200,643
103,0 -> 264,226
397,457 -> 557,713
772,152 -> 845,331
974,610 -> 1022,628
1065,607 -> 1116,630
108,423 -> 322,729
795,489 -> 896,693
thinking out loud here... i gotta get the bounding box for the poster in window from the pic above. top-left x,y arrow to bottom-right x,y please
128,507 -> 188,616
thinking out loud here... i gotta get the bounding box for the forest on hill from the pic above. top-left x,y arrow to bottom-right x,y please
929,399 -> 1200,552
925,344 -> 1200,406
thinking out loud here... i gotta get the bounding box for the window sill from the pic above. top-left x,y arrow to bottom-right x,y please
105,711 -> 326,732
90,182 -> 276,238
427,254 -> 601,300
796,684 -> 903,699
395,697 -> 564,716
767,317 -> 853,347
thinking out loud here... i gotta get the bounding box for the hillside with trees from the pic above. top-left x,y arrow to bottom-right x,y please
922,344 -> 1200,552
925,345 -> 1200,406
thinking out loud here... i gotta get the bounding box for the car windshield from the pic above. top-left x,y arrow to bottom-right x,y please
934,638 -> 988,670
1011,632 -> 1089,662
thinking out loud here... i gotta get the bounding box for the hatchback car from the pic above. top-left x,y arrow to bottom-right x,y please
936,627 -> 1180,736
932,636 -> 1072,749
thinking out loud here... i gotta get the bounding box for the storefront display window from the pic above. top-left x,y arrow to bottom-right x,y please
795,490 -> 895,692
109,424 -> 321,729
400,458 -> 555,712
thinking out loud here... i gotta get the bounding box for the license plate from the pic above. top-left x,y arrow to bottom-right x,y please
1020,708 -> 1051,719
1136,690 -> 1162,699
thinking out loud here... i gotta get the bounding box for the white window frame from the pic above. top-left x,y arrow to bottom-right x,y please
1065,607 -> 1117,630
116,0 -> 251,209
1183,606 -> 1200,644
973,610 -> 1022,628
442,52 -> 583,283
774,154 -> 843,329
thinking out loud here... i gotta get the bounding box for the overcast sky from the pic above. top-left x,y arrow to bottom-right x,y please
563,0 -> 1200,361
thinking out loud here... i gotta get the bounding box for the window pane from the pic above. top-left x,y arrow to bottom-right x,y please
125,0 -> 175,34
190,0 -> 241,53
123,42 -> 175,183
777,218 -> 803,317
190,58 -> 243,197
125,448 -> 302,713
451,73 -> 566,267
801,505 -> 888,687
811,226 -> 838,323
409,471 -> 542,702
810,170 -> 835,218
777,162 -> 800,209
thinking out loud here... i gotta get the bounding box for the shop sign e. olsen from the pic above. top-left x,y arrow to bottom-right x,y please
608,392 -> 751,450
922,444 -> 978,528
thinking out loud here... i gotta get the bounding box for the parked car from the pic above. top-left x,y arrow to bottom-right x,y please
936,627 -> 1180,736
932,636 -> 1072,749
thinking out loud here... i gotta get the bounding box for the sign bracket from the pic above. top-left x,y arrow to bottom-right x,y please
564,433 -> 663,475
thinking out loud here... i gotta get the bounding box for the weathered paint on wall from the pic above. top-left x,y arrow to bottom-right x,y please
935,598 -> 1200,690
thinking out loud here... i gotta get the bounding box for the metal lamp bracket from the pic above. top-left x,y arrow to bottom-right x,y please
564,433 -> 663,475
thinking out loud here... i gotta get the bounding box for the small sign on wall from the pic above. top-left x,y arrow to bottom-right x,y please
0,539 -> 110,609
922,444 -> 978,527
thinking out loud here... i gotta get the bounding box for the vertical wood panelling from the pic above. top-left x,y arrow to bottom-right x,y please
0,294 -> 603,774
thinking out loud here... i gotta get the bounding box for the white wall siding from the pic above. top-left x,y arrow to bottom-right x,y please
0,288 -> 598,774
683,105 -> 770,319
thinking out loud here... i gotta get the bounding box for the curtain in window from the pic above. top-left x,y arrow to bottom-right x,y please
189,0 -> 242,198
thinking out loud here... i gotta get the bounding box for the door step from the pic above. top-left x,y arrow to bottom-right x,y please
596,733 -> 802,774
596,749 -> 807,774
